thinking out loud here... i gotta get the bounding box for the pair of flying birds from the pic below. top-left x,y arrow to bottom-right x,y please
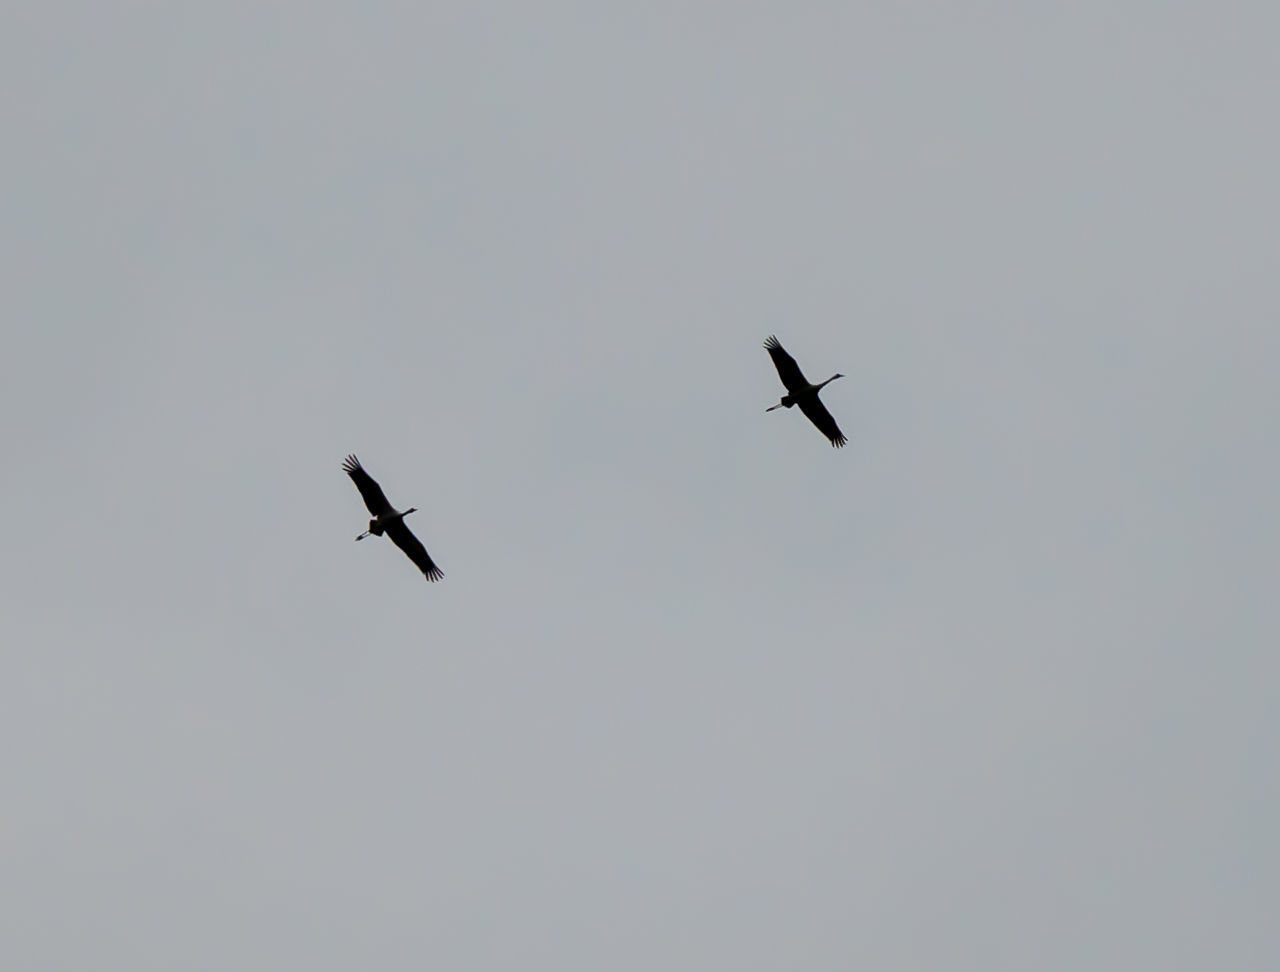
345,335 -> 846,580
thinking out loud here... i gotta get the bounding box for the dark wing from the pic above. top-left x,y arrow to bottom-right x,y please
342,454 -> 394,516
385,519 -> 445,582
797,396 -> 847,448
764,335 -> 810,393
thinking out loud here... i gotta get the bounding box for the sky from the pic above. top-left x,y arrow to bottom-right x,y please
2,3 -> 1278,969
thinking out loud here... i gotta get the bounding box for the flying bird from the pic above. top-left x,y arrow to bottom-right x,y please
342,454 -> 444,581
763,335 -> 847,447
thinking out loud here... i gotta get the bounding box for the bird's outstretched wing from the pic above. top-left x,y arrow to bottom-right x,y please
385,519 -> 445,582
763,335 -> 810,393
797,396 -> 847,448
342,455 -> 394,516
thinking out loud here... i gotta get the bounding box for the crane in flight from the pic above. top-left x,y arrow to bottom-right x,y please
763,335 -> 847,448
342,454 -> 444,582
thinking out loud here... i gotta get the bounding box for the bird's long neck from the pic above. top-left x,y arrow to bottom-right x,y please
372,507 -> 417,529
815,374 -> 840,391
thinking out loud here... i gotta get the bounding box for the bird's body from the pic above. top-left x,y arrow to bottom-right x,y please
342,455 -> 444,582
763,335 -> 847,447
358,510 -> 407,538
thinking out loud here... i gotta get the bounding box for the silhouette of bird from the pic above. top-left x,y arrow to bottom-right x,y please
342,454 -> 444,581
763,335 -> 847,447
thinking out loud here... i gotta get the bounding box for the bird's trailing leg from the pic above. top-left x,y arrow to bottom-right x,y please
355,530 -> 371,541
766,403 -> 783,412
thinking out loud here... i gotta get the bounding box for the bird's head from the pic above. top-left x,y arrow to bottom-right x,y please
833,372 -> 845,380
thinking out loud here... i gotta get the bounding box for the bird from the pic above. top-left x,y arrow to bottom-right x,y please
763,335 -> 848,447
342,454 -> 444,581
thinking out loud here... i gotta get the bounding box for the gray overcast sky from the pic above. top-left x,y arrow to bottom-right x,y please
2,3 -> 1277,969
